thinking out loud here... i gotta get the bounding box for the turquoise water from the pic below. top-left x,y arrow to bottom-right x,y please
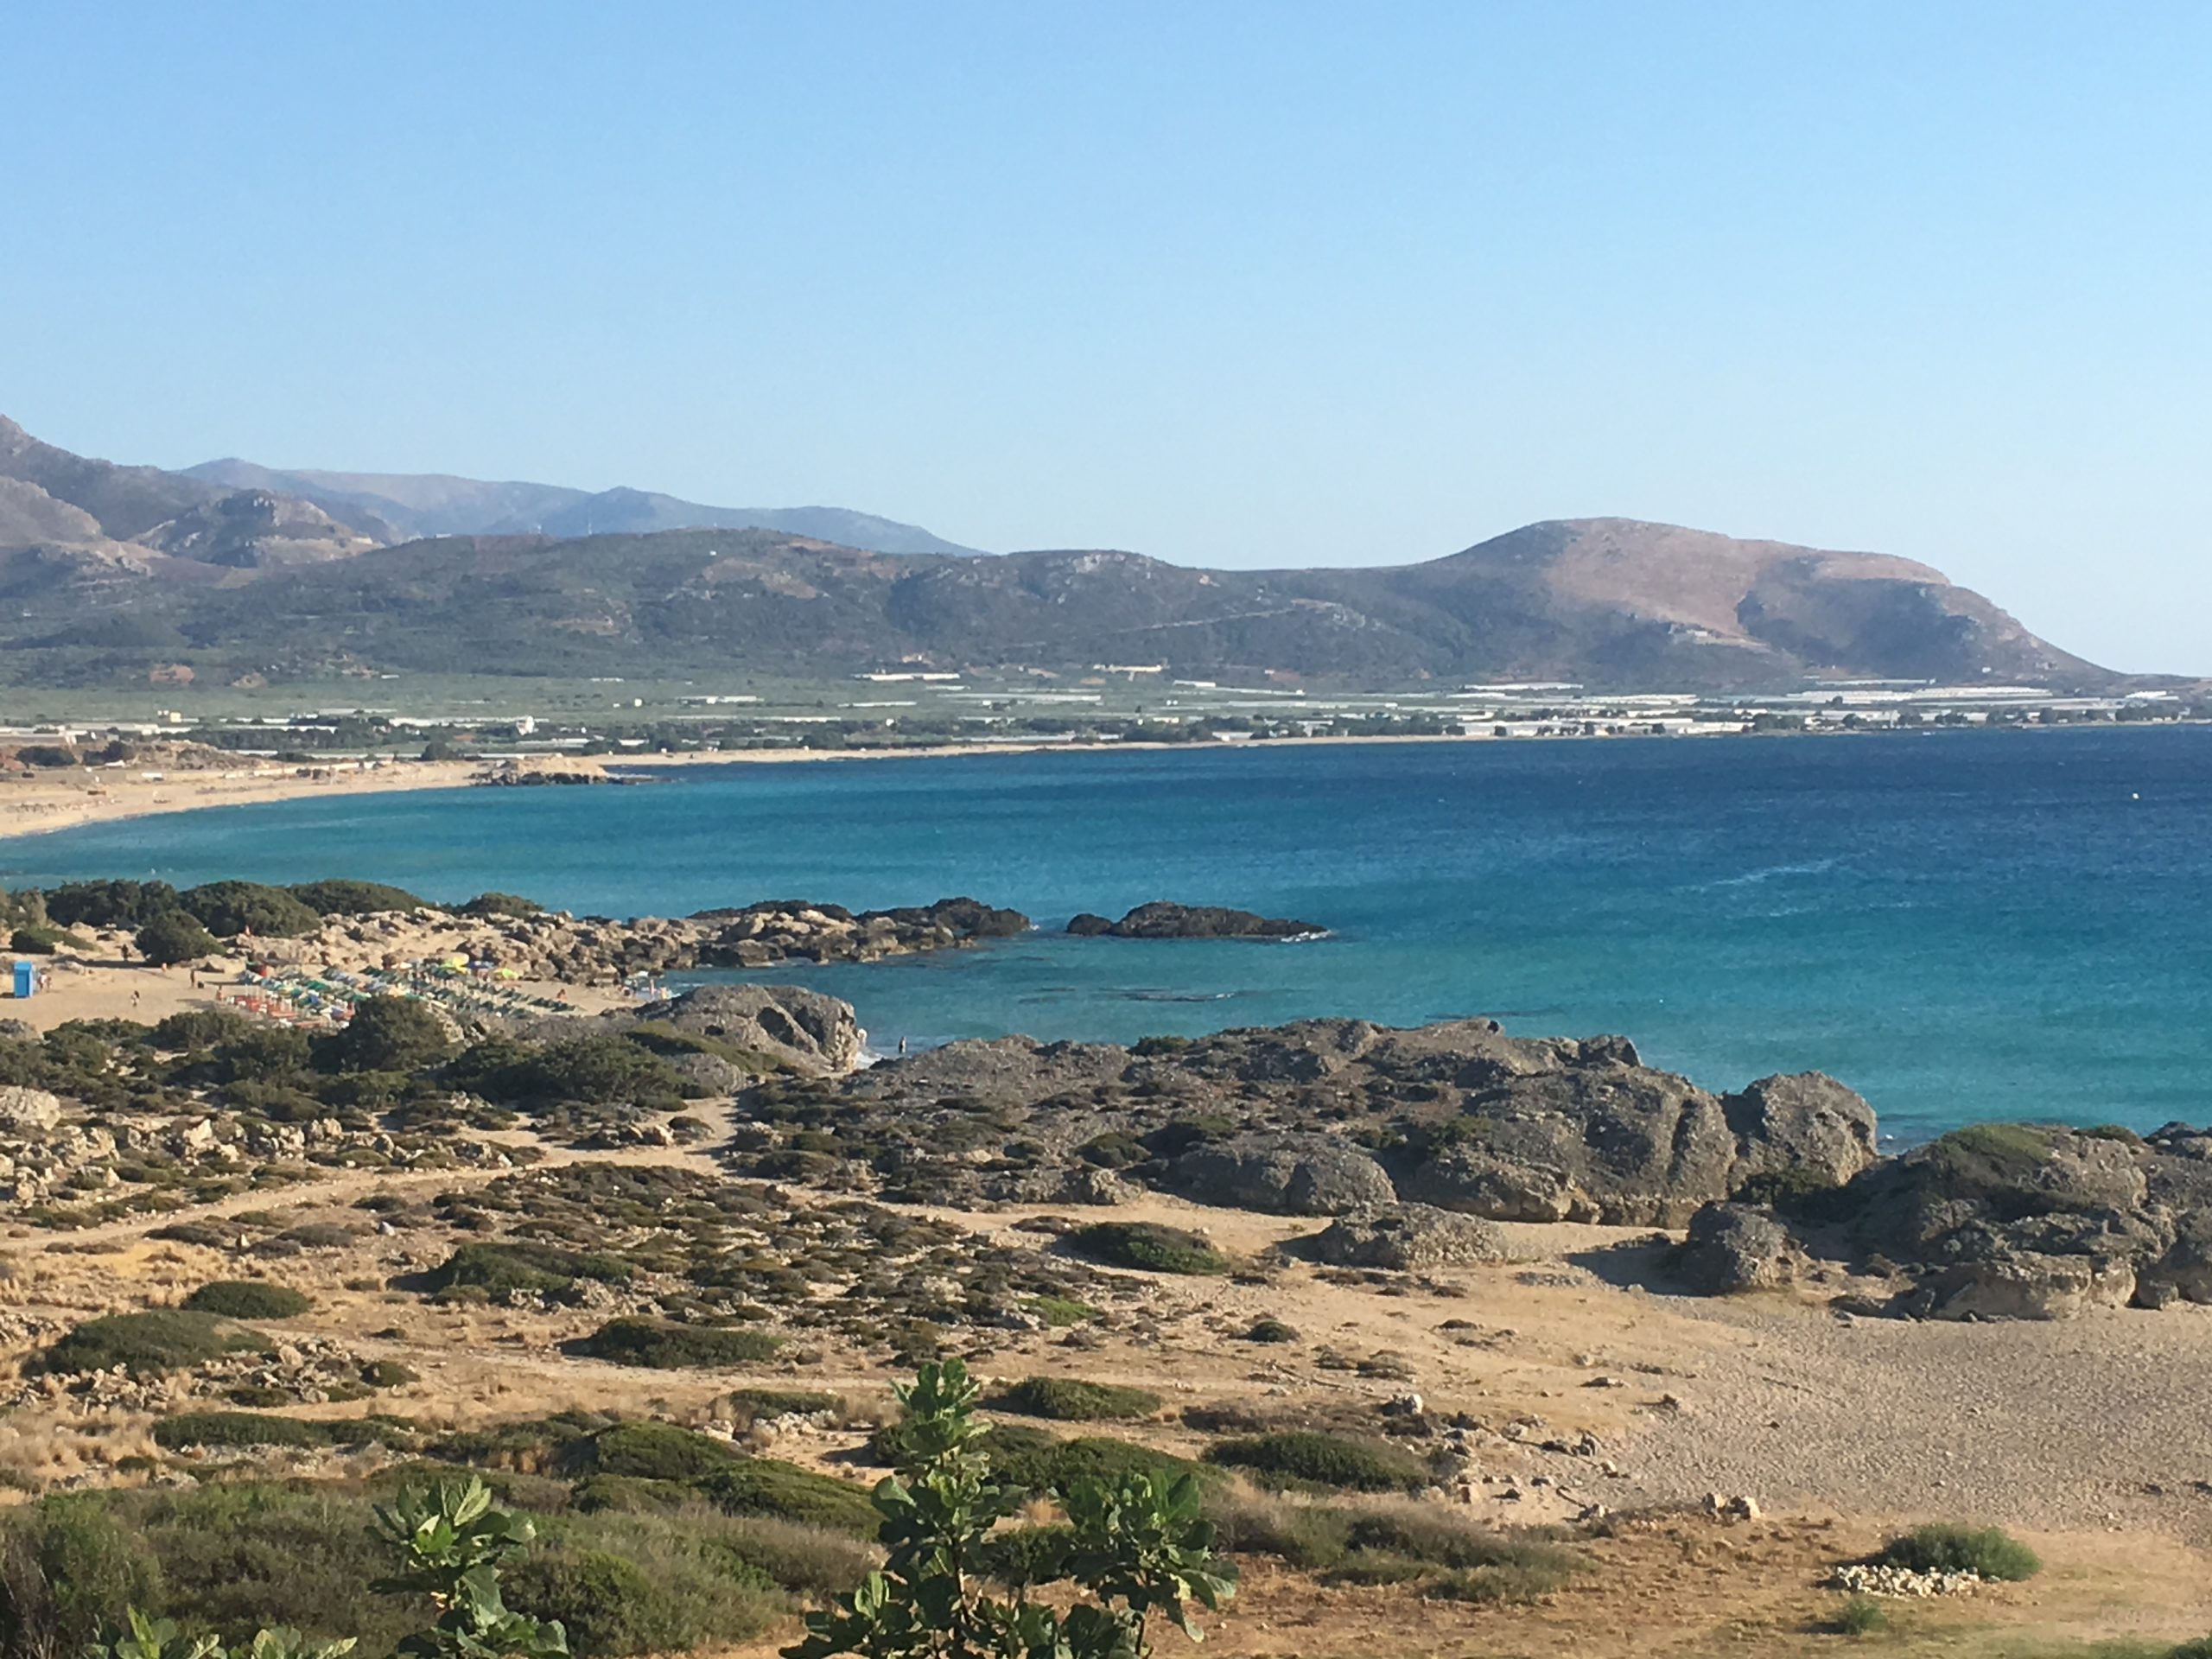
5,729 -> 2209,1141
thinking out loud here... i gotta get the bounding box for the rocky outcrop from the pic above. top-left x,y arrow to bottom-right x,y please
733,1015 -> 1878,1222
582,984 -> 863,1077
1307,1204 -> 1521,1269
1720,1122 -> 2212,1321
1394,1064 -> 1878,1227
1165,1132 -> 1395,1215
1722,1073 -> 1881,1192
256,895 -> 1030,987
1675,1203 -> 1802,1294
1066,902 -> 1325,940
0,1086 -> 62,1134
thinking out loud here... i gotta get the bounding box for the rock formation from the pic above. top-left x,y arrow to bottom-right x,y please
1066,902 -> 1327,940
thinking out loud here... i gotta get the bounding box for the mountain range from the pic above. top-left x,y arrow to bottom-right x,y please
0,413 -> 2126,692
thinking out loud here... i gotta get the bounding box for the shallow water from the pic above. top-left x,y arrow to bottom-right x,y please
6,728 -> 2209,1141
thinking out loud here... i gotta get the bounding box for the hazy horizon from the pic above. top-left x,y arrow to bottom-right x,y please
6,2 -> 2207,674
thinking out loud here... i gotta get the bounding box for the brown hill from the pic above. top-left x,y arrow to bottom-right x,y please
0,416 -> 2123,690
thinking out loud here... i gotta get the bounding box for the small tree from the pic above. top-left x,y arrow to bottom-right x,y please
372,1478 -> 569,1659
325,996 -> 454,1073
789,1359 -> 1233,1659
137,911 -> 220,967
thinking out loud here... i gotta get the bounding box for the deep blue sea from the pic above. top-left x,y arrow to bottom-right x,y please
6,728 -> 2209,1142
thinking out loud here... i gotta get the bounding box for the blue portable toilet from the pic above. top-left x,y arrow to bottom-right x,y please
11,961 -> 34,1000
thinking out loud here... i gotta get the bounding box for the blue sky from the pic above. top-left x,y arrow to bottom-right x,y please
4,2 -> 2207,671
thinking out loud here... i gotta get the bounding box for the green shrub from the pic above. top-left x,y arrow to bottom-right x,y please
286,880 -> 429,917
44,879 -> 181,930
791,1360 -> 1233,1659
573,1319 -> 781,1370
579,1423 -> 743,1483
137,912 -> 221,967
1241,1317 -> 1300,1344
150,1412 -> 409,1452
992,1377 -> 1162,1422
181,1281 -> 310,1319
0,1495 -> 163,1659
569,1476 -> 697,1516
1026,1295 -> 1099,1328
984,1429 -> 1206,1497
693,1461 -> 878,1535
500,1539 -> 784,1658
422,1241 -> 633,1298
361,1359 -> 418,1389
1069,1221 -> 1230,1276
321,997 -> 453,1074
41,1311 -> 271,1376
484,1036 -> 686,1111
462,893 -> 541,918
1872,1523 -> 2041,1580
179,882 -> 323,940
1825,1594 -> 1889,1636
1205,1430 -> 1429,1493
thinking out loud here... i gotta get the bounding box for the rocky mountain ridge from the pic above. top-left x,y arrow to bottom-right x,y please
0,414 -> 2124,689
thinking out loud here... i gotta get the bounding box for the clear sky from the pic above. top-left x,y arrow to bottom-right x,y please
5,2 -> 2207,672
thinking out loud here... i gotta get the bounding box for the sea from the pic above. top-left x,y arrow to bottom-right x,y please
5,727 -> 2209,1144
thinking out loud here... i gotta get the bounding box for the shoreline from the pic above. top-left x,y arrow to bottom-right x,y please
9,721 -> 2195,845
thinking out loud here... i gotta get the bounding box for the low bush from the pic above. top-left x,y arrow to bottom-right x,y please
1027,1295 -> 1099,1327
179,881 -> 323,940
1241,1317 -> 1300,1343
501,1535 -> 783,1658
693,1461 -> 878,1535
181,1281 -> 311,1319
983,1427 -> 1207,1497
578,1423 -> 743,1483
149,1412 -> 411,1452
1872,1523 -> 2041,1580
41,1311 -> 271,1376
1824,1594 -> 1889,1636
992,1376 -> 1162,1422
1205,1430 -> 1430,1494
421,1240 -> 632,1298
1069,1221 -> 1230,1275
462,892 -> 541,918
573,1318 -> 782,1369
286,880 -> 429,917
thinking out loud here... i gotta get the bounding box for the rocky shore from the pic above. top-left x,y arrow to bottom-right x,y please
725,1014 -> 2212,1323
254,894 -> 1030,984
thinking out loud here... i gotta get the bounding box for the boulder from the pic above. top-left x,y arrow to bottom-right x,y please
1307,1203 -> 1520,1269
0,1086 -> 63,1135
1168,1132 -> 1395,1215
1395,1065 -> 1742,1225
1721,1073 -> 1879,1191
1675,1203 -> 1802,1294
1910,1249 -> 2139,1320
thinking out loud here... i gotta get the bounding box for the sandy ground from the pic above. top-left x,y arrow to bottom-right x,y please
10,1118 -> 2212,1655
1,931 -> 632,1032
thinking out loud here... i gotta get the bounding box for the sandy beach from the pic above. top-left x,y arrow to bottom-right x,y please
0,736 -> 1427,841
